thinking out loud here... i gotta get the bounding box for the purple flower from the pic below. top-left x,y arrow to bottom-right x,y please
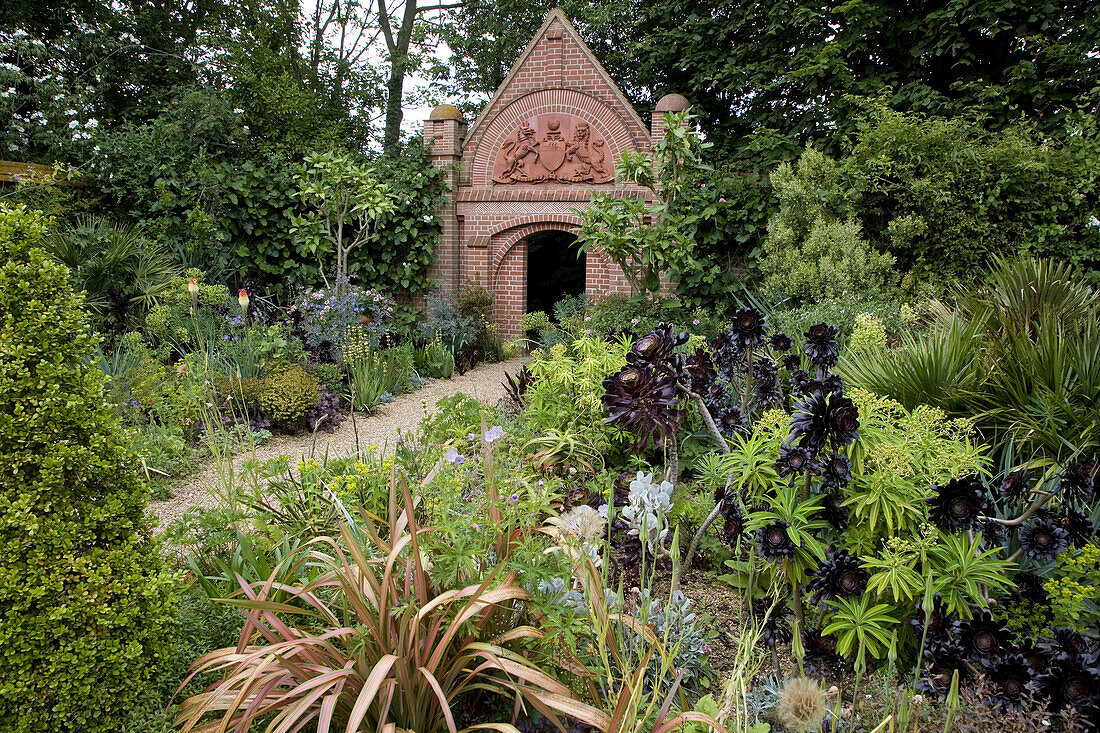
467,432 -> 477,441
509,493 -> 519,502
444,448 -> 465,465
484,425 -> 505,443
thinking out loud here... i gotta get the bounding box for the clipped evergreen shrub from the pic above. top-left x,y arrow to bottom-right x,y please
0,204 -> 175,731
258,363 -> 320,427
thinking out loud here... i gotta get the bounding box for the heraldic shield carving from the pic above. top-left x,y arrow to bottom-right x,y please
492,114 -> 613,184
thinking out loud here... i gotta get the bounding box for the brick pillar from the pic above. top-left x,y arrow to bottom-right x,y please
650,93 -> 690,146
424,106 -> 466,297
492,239 -> 527,337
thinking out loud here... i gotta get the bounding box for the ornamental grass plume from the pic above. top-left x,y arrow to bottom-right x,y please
775,677 -> 827,732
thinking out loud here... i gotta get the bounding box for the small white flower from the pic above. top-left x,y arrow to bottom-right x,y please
68,120 -> 79,129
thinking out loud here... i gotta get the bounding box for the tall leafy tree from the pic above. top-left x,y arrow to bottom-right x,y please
442,0 -> 1100,169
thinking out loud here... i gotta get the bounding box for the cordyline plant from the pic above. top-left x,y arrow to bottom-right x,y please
173,473 -> 608,733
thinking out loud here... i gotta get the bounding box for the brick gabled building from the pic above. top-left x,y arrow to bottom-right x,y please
422,7 -> 688,335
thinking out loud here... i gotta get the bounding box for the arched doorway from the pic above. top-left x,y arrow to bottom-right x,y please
525,230 -> 586,317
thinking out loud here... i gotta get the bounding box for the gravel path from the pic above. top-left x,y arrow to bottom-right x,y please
150,356 -> 527,531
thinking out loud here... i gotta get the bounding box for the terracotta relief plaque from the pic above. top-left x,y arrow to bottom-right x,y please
493,114 -> 612,184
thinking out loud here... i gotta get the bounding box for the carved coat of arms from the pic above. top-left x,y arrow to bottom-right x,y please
493,114 -> 612,184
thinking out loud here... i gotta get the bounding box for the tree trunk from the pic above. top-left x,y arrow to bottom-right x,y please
382,0 -> 419,155
382,56 -> 406,155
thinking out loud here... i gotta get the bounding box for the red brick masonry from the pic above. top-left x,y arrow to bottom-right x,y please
422,8 -> 687,336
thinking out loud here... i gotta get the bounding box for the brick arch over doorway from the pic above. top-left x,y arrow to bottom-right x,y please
421,8 -> 688,336
487,220 -> 631,326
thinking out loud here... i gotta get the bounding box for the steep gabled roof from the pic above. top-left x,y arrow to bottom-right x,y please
463,7 -> 650,155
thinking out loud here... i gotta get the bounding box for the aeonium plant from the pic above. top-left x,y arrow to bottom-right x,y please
600,317 -> 858,588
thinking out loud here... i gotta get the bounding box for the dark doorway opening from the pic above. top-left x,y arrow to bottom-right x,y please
525,230 -> 585,318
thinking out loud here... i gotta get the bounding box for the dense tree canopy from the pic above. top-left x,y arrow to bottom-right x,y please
443,0 -> 1100,169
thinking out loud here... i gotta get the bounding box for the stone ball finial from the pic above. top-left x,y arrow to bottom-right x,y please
654,93 -> 690,113
428,104 -> 464,121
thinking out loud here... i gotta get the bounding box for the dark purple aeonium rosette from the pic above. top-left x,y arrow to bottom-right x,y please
770,332 -> 793,352
1059,453 -> 1099,510
685,346 -> 717,396
720,499 -> 747,546
756,519 -> 795,561
805,548 -> 868,605
714,404 -> 750,436
1059,508 -> 1093,548
601,365 -> 685,453
821,452 -> 853,489
789,388 -> 860,454
917,638 -> 971,698
627,323 -> 689,378
802,322 -> 842,369
1034,653 -> 1100,712
776,442 -> 819,479
1018,514 -> 1070,562
911,593 -> 953,644
952,608 -> 1015,664
729,307 -> 767,350
816,491 -> 850,529
927,475 -> 991,532
983,655 -> 1032,711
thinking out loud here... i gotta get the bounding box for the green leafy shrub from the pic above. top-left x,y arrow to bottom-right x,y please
456,279 -> 501,360
761,147 -> 897,304
143,268 -> 230,358
1044,543 -> 1100,631
671,171 -> 776,312
309,361 -> 344,396
0,204 -> 175,731
420,393 -> 488,446
769,293 -> 911,345
844,108 -> 1100,279
122,586 -> 245,733
566,292 -> 714,340
521,337 -> 632,468
848,312 -> 888,351
257,363 -> 320,427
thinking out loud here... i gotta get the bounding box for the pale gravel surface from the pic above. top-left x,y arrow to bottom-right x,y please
150,356 -> 528,532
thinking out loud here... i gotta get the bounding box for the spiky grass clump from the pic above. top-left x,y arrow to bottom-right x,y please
775,677 -> 827,733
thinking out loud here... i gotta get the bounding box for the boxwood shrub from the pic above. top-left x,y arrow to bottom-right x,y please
0,204 -> 175,731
